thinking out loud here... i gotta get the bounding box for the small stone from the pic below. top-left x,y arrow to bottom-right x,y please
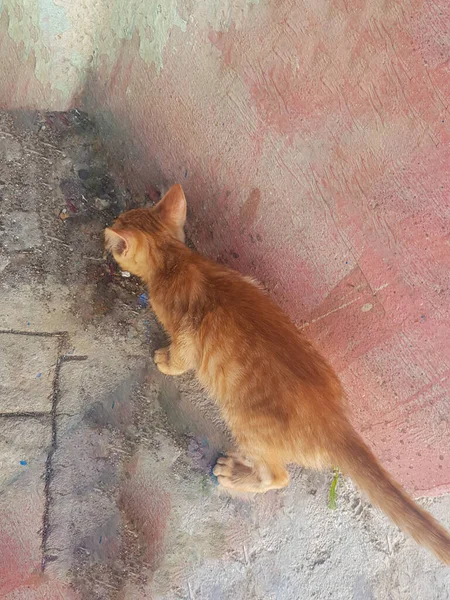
94,197 -> 111,211
138,293 -> 148,308
121,271 -> 131,278
0,254 -> 10,272
59,208 -> 70,221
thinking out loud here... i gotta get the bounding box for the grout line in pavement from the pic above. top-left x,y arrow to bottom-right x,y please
41,350 -> 88,571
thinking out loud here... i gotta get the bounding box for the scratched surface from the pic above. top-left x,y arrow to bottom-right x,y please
86,0 -> 450,496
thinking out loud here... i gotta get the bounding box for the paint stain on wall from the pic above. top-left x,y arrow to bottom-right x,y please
239,188 -> 261,229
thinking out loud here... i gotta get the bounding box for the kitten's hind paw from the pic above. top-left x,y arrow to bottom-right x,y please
213,454 -> 256,491
213,454 -> 289,493
209,464 -> 219,486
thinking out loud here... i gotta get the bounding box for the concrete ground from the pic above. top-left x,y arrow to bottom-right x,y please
1,111 -> 449,600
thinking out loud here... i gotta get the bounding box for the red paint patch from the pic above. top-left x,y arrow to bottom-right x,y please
0,491 -> 44,596
4,578 -> 80,600
120,456 -> 171,570
208,29 -> 235,67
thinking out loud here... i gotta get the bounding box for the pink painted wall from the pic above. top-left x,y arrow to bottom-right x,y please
87,0 -> 450,497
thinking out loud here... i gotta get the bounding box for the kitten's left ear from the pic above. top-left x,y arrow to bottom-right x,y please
154,184 -> 187,242
104,228 -> 133,256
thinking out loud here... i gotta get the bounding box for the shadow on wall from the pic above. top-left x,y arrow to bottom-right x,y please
79,66 -> 267,289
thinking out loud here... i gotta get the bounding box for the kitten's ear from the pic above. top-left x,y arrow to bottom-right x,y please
154,184 -> 187,242
104,228 -> 132,256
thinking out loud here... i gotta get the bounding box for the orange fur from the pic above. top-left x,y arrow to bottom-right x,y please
105,184 -> 450,565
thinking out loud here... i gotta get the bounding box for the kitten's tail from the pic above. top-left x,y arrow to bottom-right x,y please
332,426 -> 450,565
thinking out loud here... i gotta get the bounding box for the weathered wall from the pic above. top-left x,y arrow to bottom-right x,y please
1,0 -> 449,497
0,0 -> 101,109
86,0 -> 450,496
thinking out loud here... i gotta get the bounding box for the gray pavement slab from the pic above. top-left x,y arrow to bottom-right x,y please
0,333 -> 60,413
2,211 -> 43,251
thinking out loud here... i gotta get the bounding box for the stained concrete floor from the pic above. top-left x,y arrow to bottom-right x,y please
0,111 -> 449,600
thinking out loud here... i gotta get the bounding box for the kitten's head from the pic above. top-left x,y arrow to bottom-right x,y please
104,184 -> 187,277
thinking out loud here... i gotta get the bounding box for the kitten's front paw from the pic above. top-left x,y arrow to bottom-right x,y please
154,346 -> 170,365
154,346 -> 171,374
154,346 -> 185,376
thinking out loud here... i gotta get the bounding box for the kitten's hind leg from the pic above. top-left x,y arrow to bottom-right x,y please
213,453 -> 289,493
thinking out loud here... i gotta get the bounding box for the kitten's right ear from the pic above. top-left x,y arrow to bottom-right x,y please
154,184 -> 187,241
104,228 -> 132,256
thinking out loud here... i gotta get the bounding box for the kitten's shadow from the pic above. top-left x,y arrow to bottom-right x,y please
156,371 -> 231,473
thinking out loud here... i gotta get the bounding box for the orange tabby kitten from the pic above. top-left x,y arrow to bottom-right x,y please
105,184 -> 450,565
